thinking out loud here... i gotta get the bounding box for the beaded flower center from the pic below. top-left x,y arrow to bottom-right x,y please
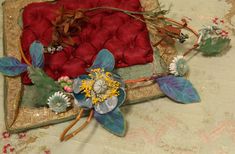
93,79 -> 108,94
80,68 -> 120,104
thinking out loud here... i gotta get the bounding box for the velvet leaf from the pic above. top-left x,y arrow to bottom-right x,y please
0,57 -> 27,76
199,37 -> 230,56
89,49 -> 115,72
94,108 -> 126,137
30,41 -> 44,68
156,75 -> 200,104
28,67 -> 62,106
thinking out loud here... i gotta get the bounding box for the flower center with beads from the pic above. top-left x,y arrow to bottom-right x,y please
80,68 -> 120,105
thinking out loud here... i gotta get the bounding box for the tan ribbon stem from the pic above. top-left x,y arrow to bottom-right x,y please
18,41 -> 31,66
60,109 -> 94,142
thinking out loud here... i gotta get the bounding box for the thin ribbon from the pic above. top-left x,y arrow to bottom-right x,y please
18,41 -> 32,66
60,109 -> 94,142
156,16 -> 200,57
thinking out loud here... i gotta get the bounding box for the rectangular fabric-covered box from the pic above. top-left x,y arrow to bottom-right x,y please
2,0 -> 177,133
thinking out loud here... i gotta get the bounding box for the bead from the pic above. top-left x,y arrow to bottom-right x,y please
47,47 -> 52,52
51,47 -> 56,52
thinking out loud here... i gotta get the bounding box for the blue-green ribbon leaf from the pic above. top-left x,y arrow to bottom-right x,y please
30,41 -> 44,68
156,75 -> 200,104
94,108 -> 126,137
0,57 -> 27,76
89,49 -> 115,72
199,37 -> 230,56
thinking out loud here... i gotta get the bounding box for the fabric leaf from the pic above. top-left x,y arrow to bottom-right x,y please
28,67 -> 62,106
199,37 -> 230,56
156,75 -> 200,103
89,49 -> 115,72
94,108 -> 126,137
0,57 -> 27,76
30,41 -> 44,68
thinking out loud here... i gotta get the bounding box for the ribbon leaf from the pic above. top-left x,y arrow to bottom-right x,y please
199,37 -> 230,56
156,75 -> 200,104
30,41 -> 44,68
94,108 -> 126,137
28,67 -> 62,106
89,49 -> 115,72
0,57 -> 27,76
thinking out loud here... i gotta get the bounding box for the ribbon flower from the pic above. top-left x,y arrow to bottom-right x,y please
61,49 -> 126,141
74,68 -> 125,114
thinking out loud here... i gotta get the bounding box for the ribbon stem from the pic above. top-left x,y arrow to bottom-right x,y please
60,109 -> 94,142
18,41 -> 32,66
157,16 -> 200,57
